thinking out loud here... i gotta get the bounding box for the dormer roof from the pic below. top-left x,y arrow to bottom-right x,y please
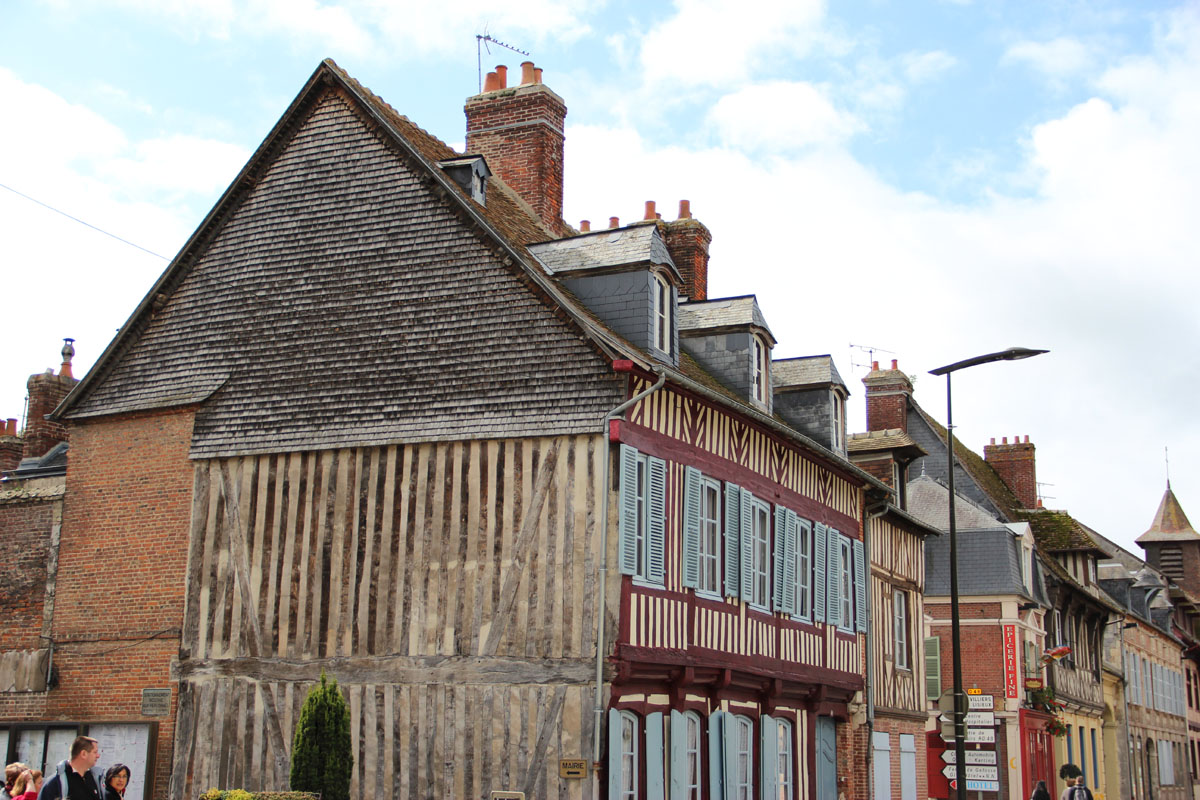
1136,484 -> 1200,544
678,295 -> 775,344
772,355 -> 846,393
528,223 -> 681,281
847,429 -> 925,461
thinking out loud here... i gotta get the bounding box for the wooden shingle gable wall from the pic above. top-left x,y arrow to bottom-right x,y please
64,78 -> 624,459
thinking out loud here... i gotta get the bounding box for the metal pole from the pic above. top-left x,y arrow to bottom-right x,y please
946,371 -> 968,800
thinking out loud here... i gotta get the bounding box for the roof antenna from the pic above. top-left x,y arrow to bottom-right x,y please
849,342 -> 895,373
1166,445 -> 1171,489
476,31 -> 531,92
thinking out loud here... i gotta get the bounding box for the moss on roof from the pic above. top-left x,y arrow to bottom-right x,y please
1019,508 -> 1107,554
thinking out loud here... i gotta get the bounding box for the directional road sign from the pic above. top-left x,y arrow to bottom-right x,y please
942,765 -> 998,781
968,694 -> 994,710
941,750 -> 998,765
964,711 -> 995,727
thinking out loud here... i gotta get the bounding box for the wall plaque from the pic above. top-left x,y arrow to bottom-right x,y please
140,688 -> 171,717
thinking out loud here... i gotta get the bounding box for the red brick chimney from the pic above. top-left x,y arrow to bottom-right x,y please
863,359 -> 913,433
0,419 -> 21,472
662,200 -> 712,301
22,339 -> 79,461
465,61 -> 567,236
984,435 -> 1038,509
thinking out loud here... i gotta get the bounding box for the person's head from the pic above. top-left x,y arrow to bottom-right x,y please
104,764 -> 130,796
4,763 -> 29,789
10,771 -> 34,794
1076,777 -> 1087,789
70,736 -> 100,769
30,771 -> 41,791
1036,780 -> 1047,790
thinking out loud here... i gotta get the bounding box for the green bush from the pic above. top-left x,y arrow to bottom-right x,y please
199,792 -> 317,800
289,671 -> 353,800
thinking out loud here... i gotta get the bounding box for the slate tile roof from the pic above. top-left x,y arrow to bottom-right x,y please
527,224 -> 679,278
905,474 -> 1005,531
924,526 -> 1028,597
772,355 -> 846,391
678,296 -> 774,341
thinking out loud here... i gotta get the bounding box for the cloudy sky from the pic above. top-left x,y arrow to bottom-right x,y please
2,0 -> 1196,555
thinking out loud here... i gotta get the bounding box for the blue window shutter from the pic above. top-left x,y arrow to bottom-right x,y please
709,711 -> 725,799
646,711 -> 665,800
783,512 -> 798,615
670,710 -> 687,800
647,457 -> 667,584
826,530 -> 842,627
608,708 -> 624,798
618,445 -> 639,576
740,491 -> 755,603
723,715 -> 740,800
724,485 -> 742,598
682,467 -> 702,589
853,538 -> 867,633
760,714 -> 778,800
773,509 -> 787,612
813,523 -> 828,623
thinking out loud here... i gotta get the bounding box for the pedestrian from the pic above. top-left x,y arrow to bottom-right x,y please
9,771 -> 37,800
28,776 -> 40,796
1071,777 -> 1094,800
1031,779 -> 1052,800
100,765 -> 129,800
1058,775 -> 1076,800
36,736 -> 104,800
4,763 -> 30,800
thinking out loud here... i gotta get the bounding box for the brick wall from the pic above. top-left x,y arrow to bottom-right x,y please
984,436 -> 1037,509
662,216 -> 711,301
863,362 -> 913,433
872,716 -> 929,800
465,80 -> 567,236
0,492 -> 58,651
46,406 -> 194,800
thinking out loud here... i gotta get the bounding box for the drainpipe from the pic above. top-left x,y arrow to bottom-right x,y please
863,499 -> 889,800
593,362 -> 667,767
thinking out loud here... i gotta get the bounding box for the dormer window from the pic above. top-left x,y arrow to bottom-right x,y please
831,391 -> 846,451
752,335 -> 768,404
653,272 -> 671,354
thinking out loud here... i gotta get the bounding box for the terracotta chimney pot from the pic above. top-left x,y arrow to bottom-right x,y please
872,361 -> 879,370
483,71 -> 501,92
609,216 -> 619,228
644,200 -> 656,220
891,359 -> 898,370
520,61 -> 535,85
534,67 -> 543,84
495,65 -> 508,88
580,220 -> 591,232
679,200 -> 691,219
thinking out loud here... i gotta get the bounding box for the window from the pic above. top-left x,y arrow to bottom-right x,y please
748,499 -> 771,609
894,589 -> 910,669
1091,728 -> 1098,788
752,335 -> 768,404
831,392 -> 845,452
699,478 -> 721,594
776,719 -> 794,800
618,711 -> 638,799
796,519 -> 813,619
673,711 -> 702,799
618,445 -> 665,583
732,715 -> 753,800
652,273 -> 672,354
839,537 -> 853,628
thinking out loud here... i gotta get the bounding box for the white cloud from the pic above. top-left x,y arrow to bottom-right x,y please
902,50 -> 957,83
100,135 -> 250,196
707,81 -> 861,151
637,0 -> 828,88
1003,36 -> 1094,81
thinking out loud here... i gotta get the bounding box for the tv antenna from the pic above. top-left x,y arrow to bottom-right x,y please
477,32 -> 531,92
849,342 -> 895,372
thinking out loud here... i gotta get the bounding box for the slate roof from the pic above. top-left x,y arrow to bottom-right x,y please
1018,508 -> 1108,555
678,296 -> 775,342
527,224 -> 680,279
1136,484 -> 1200,543
906,474 -> 1006,531
925,526 -> 1030,597
772,355 -> 846,391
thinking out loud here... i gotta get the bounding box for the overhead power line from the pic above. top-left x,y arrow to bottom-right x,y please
0,180 -> 169,261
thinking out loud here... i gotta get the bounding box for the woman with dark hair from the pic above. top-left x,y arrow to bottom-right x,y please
1031,779 -> 1052,800
103,764 -> 130,800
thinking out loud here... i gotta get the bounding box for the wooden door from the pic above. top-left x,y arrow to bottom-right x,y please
816,717 -> 837,799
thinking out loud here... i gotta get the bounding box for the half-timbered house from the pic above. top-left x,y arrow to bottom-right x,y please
35,59 -> 890,800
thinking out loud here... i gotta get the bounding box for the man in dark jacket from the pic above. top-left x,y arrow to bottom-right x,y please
36,737 -> 103,800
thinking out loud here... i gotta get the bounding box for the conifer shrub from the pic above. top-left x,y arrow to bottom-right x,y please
289,671 -> 353,800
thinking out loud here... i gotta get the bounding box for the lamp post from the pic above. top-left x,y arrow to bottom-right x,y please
929,347 -> 1048,800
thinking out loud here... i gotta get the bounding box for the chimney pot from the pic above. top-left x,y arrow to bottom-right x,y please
872,361 -> 879,370
656,213 -> 662,219
1024,435 -> 1030,443
580,220 -> 590,232
483,71 -> 501,92
534,67 -> 543,84
1002,437 -> 1008,444
609,216 -> 619,228
644,200 -> 656,220
5,419 -> 15,436
678,199 -> 691,219
520,61 -> 535,85
496,65 -> 508,88
990,437 -> 996,445
891,359 -> 898,370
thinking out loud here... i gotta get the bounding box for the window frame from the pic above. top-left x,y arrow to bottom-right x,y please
776,718 -> 794,800
652,272 -> 672,355
839,536 -> 854,631
751,335 -> 768,405
681,711 -> 702,799
748,498 -> 771,611
732,715 -> 753,800
796,519 -> 813,620
617,710 -> 639,800
894,588 -> 910,670
697,477 -> 722,597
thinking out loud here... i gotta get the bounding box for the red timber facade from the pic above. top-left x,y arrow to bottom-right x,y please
607,372 -> 874,800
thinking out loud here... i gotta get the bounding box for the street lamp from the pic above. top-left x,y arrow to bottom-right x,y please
929,346 -> 1048,800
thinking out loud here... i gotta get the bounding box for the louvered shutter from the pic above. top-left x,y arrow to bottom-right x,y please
723,715 -> 740,800
646,711 -> 665,800
773,509 -> 787,612
708,711 -> 725,800
925,637 -> 941,701
760,715 -> 778,800
853,537 -> 867,633
724,485 -> 742,598
740,490 -> 755,603
608,708 -> 624,798
670,710 -> 687,800
813,523 -> 828,623
682,467 -> 702,589
782,511 -> 798,615
618,445 -> 639,576
826,530 -> 842,628
647,457 -> 667,584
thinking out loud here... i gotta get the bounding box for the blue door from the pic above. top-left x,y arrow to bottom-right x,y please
816,716 -> 837,799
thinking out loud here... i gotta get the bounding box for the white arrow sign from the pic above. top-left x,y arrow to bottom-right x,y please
941,750 -> 998,765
